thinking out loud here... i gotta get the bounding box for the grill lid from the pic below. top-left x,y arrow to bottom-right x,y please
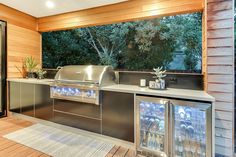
54,65 -> 116,86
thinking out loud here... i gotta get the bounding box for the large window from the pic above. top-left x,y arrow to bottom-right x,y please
42,13 -> 202,72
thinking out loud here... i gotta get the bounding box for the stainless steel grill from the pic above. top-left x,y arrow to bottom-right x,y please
50,65 -> 116,105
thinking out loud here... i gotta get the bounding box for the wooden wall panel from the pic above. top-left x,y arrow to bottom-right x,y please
0,4 -> 37,30
7,24 -> 41,78
0,4 -> 41,78
205,0 -> 234,156
37,0 -> 204,32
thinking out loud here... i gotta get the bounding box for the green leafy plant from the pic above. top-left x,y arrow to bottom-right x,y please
23,56 -> 38,72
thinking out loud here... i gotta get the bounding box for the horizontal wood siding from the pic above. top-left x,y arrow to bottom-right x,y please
206,0 -> 234,156
0,5 -> 41,78
37,0 -> 204,32
7,24 -> 41,78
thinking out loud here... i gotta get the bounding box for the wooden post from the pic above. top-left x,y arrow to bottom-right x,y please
205,0 -> 235,156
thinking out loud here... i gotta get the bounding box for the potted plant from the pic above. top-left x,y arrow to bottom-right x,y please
23,56 -> 38,78
151,67 -> 166,89
36,69 -> 47,79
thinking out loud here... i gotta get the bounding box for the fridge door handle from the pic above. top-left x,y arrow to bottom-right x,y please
169,101 -> 173,157
164,100 -> 169,157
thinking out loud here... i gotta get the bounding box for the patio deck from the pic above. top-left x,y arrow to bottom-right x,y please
0,117 -> 137,157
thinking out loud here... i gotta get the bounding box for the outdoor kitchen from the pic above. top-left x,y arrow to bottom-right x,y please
0,0 -> 234,157
7,64 -> 215,157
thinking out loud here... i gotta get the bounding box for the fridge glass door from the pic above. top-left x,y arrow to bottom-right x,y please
171,101 -> 211,157
137,96 -> 168,156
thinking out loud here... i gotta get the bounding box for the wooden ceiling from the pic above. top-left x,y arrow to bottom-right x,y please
0,0 -> 205,32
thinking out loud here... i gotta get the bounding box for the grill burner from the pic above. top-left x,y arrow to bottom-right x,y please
50,65 -> 116,105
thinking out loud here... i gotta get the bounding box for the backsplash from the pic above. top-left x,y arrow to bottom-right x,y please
44,69 -> 203,90
118,71 -> 203,90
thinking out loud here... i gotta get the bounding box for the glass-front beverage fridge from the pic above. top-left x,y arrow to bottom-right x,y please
136,96 -> 212,157
136,96 -> 169,156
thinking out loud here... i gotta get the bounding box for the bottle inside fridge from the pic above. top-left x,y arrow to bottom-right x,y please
138,97 -> 168,156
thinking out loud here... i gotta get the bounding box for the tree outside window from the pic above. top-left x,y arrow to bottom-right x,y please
42,13 -> 202,72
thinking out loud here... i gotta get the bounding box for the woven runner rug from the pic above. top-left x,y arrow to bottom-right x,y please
4,123 -> 114,157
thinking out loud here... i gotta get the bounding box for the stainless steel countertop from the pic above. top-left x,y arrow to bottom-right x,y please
7,79 -> 215,102
101,84 -> 215,102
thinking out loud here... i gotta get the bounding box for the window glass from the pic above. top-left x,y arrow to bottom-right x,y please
42,12 -> 202,73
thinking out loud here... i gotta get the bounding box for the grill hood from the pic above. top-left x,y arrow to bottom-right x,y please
54,65 -> 116,86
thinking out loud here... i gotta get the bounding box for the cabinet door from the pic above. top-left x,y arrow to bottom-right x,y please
53,111 -> 101,134
102,91 -> 134,142
35,84 -> 53,121
9,82 -> 21,113
20,83 -> 34,117
54,99 -> 100,119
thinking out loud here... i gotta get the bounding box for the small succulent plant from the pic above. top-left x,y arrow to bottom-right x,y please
151,67 -> 166,81
36,69 -> 47,79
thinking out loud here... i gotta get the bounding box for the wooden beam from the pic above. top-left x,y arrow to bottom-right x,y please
37,0 -> 204,32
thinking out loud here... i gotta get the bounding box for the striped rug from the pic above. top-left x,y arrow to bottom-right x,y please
4,124 -> 114,157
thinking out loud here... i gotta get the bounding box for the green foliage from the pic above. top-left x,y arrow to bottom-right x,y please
23,56 -> 38,72
134,20 -> 159,52
42,30 -> 99,68
76,24 -> 130,67
42,13 -> 202,71
158,13 -> 202,70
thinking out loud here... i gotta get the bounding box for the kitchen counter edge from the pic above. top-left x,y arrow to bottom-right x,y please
7,78 -> 53,85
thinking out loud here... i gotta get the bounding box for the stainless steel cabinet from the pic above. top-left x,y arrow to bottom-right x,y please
53,110 -> 101,133
9,82 -> 21,113
102,91 -> 134,142
21,83 -> 34,117
9,82 -> 53,120
53,99 -> 101,133
35,84 -> 53,120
